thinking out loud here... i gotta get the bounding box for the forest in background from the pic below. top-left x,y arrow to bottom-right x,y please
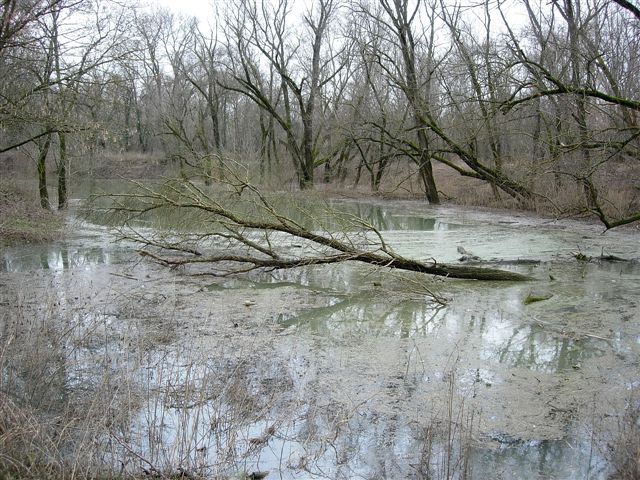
1,0 -> 639,229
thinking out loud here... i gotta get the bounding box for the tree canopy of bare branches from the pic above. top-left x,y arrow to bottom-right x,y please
0,0 -> 637,230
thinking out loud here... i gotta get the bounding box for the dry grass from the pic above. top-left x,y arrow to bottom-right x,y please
607,395 -> 640,480
78,152 -> 176,179
0,393 -> 65,479
414,370 -> 476,480
0,278 -> 322,479
0,286 -> 216,478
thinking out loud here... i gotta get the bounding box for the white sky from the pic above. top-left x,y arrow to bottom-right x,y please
150,0 -> 217,22
147,0 -> 528,28
148,0 -> 319,26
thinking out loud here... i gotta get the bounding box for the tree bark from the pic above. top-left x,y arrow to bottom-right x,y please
37,133 -> 52,210
57,131 -> 67,210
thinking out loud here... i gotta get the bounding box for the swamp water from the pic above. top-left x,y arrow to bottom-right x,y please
1,198 -> 639,479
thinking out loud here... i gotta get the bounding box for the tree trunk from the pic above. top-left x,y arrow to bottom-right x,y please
37,134 -> 52,210
136,105 -> 147,153
323,158 -> 331,183
57,131 -> 68,210
384,0 -> 440,204
564,0 -> 593,205
416,130 -> 440,203
259,112 -> 269,182
114,177 -> 532,282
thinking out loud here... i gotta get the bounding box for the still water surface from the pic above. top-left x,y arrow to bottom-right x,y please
1,197 -> 638,478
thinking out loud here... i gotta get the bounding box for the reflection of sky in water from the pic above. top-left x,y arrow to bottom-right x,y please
2,246 -> 112,272
471,435 -> 606,479
299,200 -> 465,233
111,347 -> 606,479
275,257 -> 639,374
85,341 -> 606,480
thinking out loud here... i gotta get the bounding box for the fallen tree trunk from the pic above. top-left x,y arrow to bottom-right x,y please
105,166 -> 532,282
138,249 -> 530,281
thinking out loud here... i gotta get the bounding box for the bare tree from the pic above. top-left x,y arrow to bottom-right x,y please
222,0 -> 345,189
1,0 -> 133,209
441,1 -> 510,198
352,0 -> 533,202
188,24 -> 225,174
345,5 -> 412,192
353,0 -> 440,202
499,0 -> 640,228
0,0 -> 65,57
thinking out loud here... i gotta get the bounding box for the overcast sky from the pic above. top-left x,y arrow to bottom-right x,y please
152,0 -> 216,23
149,0 -> 319,26
146,0 -> 527,35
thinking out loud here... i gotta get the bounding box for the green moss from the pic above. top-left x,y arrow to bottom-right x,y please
523,293 -> 554,305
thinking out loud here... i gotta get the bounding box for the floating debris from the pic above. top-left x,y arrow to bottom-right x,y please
523,293 -> 554,305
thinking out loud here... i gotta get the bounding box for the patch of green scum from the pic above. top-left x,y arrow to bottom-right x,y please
80,181 -> 455,234
523,293 -> 554,305
572,251 -> 591,261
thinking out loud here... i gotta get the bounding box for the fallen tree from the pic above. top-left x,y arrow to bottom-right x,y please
104,164 -> 531,282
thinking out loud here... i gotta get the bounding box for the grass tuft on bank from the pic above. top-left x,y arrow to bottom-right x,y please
0,180 -> 64,245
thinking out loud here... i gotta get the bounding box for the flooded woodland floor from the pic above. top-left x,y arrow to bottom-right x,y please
1,197 -> 639,479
